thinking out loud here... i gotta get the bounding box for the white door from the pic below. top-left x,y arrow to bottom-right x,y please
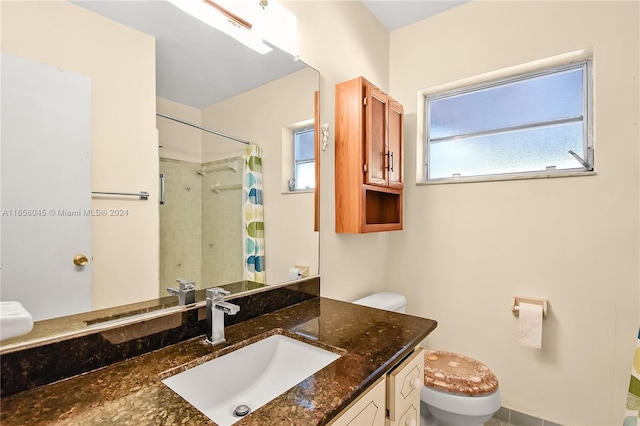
1,52 -> 92,321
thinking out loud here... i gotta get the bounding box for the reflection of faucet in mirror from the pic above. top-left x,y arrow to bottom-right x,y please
206,288 -> 240,345
166,279 -> 196,306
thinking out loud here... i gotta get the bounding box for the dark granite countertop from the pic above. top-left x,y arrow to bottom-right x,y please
0,297 -> 437,425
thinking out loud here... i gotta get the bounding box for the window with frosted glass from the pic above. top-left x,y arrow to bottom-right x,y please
293,126 -> 315,190
425,60 -> 592,181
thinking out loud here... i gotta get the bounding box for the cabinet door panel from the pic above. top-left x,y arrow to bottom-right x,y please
387,348 -> 424,421
365,85 -> 388,186
387,403 -> 418,426
329,377 -> 386,426
388,100 -> 403,188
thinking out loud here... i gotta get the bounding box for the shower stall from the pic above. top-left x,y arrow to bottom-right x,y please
159,156 -> 244,296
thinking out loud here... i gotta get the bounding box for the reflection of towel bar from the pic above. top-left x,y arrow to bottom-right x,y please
210,183 -> 242,194
198,160 -> 239,175
92,191 -> 149,200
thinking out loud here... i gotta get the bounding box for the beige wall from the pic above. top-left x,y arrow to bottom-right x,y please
386,1 -> 637,424
1,1 -> 159,309
157,97 -> 202,163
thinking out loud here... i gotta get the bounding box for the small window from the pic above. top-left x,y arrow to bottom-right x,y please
292,126 -> 315,190
425,60 -> 592,181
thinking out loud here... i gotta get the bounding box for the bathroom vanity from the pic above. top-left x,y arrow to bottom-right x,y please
0,280 -> 436,425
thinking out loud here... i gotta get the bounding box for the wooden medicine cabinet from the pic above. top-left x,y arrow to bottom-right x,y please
335,77 -> 404,233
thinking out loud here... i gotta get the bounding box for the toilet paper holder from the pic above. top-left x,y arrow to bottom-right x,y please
511,296 -> 547,317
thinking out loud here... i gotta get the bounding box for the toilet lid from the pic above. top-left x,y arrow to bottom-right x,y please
423,350 -> 498,396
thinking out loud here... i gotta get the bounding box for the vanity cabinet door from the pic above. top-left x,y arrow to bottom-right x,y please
387,403 -> 419,426
329,376 -> 386,426
386,347 -> 424,422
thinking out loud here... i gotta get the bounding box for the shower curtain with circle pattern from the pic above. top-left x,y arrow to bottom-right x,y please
242,143 -> 266,283
625,328 -> 640,425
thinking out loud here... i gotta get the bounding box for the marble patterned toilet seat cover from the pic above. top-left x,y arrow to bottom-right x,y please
423,350 -> 499,396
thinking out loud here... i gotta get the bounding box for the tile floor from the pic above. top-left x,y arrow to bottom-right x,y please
488,406 -> 562,426
421,402 -> 559,426
422,415 -> 509,425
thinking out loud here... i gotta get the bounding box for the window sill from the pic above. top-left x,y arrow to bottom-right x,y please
418,170 -> 596,186
281,189 -> 315,195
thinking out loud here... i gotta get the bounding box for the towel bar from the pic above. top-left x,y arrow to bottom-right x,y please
92,191 -> 149,200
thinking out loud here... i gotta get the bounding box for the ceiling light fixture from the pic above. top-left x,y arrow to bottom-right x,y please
167,0 -> 298,57
167,0 -> 271,54
203,0 -> 253,30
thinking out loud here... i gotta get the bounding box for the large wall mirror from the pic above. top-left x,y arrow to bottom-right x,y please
0,0 -> 319,348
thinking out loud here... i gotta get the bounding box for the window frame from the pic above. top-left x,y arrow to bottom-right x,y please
422,58 -> 593,183
292,124 -> 315,191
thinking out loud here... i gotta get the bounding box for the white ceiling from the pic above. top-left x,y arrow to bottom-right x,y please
72,1 -> 466,109
362,0 -> 468,31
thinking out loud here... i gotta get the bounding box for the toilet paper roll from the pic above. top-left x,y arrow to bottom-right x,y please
288,267 -> 302,280
518,302 -> 543,349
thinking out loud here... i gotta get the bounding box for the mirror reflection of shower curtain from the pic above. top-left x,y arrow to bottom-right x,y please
242,144 -> 266,283
625,328 -> 640,423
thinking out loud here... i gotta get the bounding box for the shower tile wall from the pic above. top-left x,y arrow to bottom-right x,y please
159,157 -> 243,296
200,157 -> 243,287
159,158 -> 202,295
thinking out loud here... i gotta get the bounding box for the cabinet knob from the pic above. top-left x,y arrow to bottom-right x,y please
410,377 -> 423,390
405,418 -> 417,426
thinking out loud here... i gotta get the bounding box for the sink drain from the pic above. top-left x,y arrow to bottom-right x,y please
233,404 -> 251,417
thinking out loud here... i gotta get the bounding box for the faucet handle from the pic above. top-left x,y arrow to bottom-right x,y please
207,287 -> 230,299
176,279 -> 196,291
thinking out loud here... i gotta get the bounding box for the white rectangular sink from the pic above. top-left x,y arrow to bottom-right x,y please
162,334 -> 340,426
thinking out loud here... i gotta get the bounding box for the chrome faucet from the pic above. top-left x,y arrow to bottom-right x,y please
167,279 -> 196,305
206,288 -> 240,345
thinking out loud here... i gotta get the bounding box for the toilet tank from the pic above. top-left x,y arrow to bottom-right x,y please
353,292 -> 407,313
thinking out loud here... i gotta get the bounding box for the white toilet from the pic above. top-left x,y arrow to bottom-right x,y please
421,350 -> 500,426
353,291 -> 408,313
353,292 -> 501,426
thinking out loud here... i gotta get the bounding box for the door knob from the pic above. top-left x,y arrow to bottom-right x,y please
73,254 -> 88,266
